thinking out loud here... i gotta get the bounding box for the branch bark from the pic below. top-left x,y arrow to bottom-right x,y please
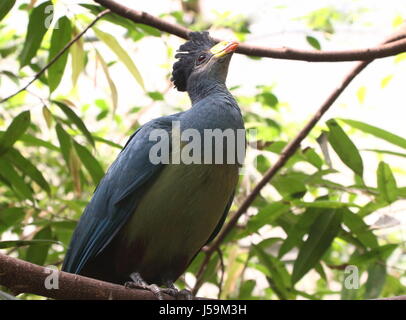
93,0 -> 406,62
0,252 -> 405,300
0,252 -> 175,300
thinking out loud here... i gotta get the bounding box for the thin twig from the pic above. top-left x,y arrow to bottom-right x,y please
0,9 -> 111,104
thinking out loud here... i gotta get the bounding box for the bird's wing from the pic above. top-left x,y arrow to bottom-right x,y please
204,190 -> 235,245
62,116 -> 176,274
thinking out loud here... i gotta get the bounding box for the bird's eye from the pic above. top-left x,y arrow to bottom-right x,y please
196,54 -> 206,65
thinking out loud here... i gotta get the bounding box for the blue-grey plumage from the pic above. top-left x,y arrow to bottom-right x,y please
62,31 -> 244,287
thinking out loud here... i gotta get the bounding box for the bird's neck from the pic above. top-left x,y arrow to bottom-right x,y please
187,80 -> 232,105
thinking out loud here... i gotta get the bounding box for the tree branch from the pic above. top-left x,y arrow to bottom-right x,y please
1,253 -> 404,300
0,253 -> 176,300
0,9 -> 111,104
93,0 -> 406,62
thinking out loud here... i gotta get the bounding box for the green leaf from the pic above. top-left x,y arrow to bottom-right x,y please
18,1 -> 53,67
135,23 -> 161,37
42,105 -> 53,128
292,200 -> 358,209
4,148 -> 50,194
54,101 -> 94,147
349,244 -> 397,265
364,262 -> 386,299
238,279 -> 256,299
306,35 -> 321,50
257,92 -> 278,108
0,207 -> 25,233
363,149 -> 406,158
278,207 -> 321,258
342,208 -> 378,249
243,202 -> 290,237
326,119 -> 364,177
0,159 -> 33,200
255,154 -> 270,174
20,134 -> 59,151
0,239 -> 59,249
380,75 -> 393,88
96,50 -> 118,113
0,110 -> 31,156
93,27 -> 145,90
93,136 -> 122,149
48,16 -> 72,92
25,226 -> 53,265
73,141 -> 104,185
252,245 -> 293,300
292,208 -> 343,284
376,161 -> 398,203
55,123 -> 72,166
302,147 -> 323,169
0,0 -> 15,22
69,141 -> 82,195
339,119 -> 406,150
356,86 -> 366,104
272,175 -> 307,199
70,27 -> 85,87
147,91 -> 164,101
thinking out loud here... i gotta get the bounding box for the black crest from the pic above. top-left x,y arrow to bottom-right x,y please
171,31 -> 216,92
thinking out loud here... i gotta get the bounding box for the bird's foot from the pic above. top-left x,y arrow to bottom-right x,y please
164,281 -> 194,300
125,273 -> 193,300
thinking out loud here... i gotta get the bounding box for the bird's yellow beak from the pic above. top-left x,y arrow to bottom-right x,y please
210,40 -> 239,58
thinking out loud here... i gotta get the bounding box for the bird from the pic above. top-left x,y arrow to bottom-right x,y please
62,31 -> 245,298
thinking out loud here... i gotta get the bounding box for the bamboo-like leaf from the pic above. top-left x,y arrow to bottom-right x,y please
349,244 -> 397,265
327,119 -> 364,177
70,26 -> 85,87
73,141 -> 104,185
55,123 -> 72,166
18,1 -> 53,67
0,239 -> 60,249
4,148 -> 50,194
292,208 -> 343,284
69,144 -> 82,195
339,118 -> 406,150
96,50 -> 118,114
0,159 -> 33,200
20,133 -> 59,151
42,106 -> 53,128
0,207 -> 25,233
252,245 -> 293,300
0,110 -> 31,156
93,136 -> 122,149
342,208 -> 378,249
48,16 -> 72,92
0,0 -> 15,22
54,101 -> 94,147
25,226 -> 53,265
364,262 -> 386,299
364,149 -> 406,158
93,27 -> 145,90
278,207 -> 321,258
377,161 -> 398,203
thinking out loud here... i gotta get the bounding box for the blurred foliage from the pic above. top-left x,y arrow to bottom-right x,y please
0,0 -> 405,300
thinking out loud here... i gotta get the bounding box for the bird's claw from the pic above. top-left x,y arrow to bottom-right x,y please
125,272 -> 194,300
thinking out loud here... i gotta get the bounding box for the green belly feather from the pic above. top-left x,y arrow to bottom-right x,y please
116,162 -> 238,283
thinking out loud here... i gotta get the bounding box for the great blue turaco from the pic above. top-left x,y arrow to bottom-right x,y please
62,31 -> 245,298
